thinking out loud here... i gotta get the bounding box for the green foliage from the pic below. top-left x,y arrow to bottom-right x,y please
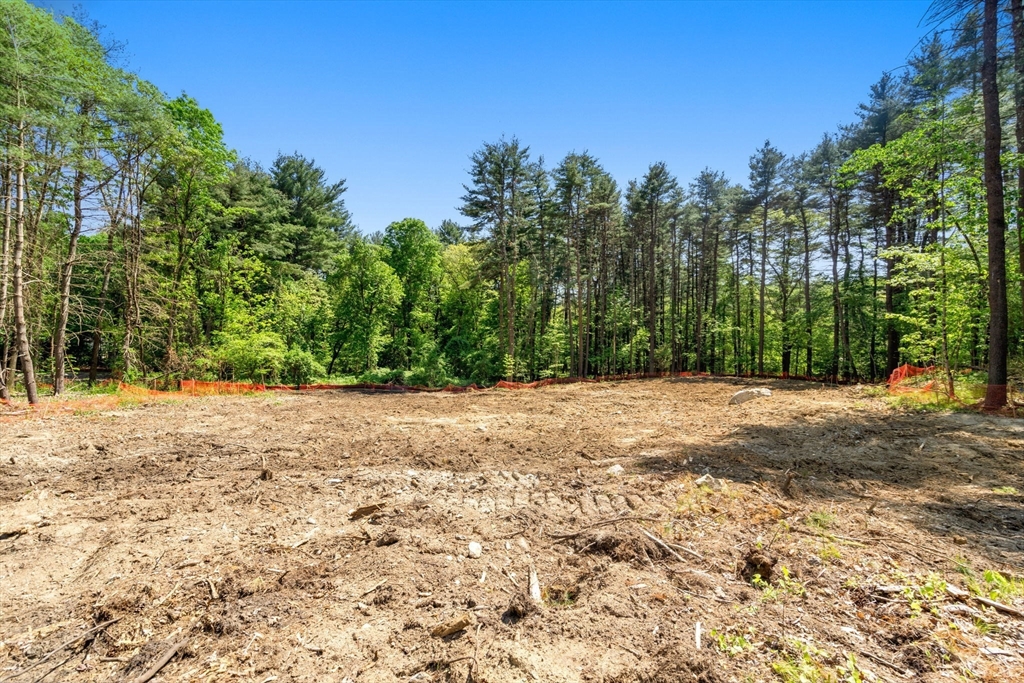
711,628 -> 754,657
770,639 -> 832,683
282,348 -> 325,386
807,511 -> 835,530
270,153 -> 353,271
977,570 -> 1024,601
9,0 -> 1024,402
328,240 -> 402,373
382,218 -> 442,370
214,332 -> 286,384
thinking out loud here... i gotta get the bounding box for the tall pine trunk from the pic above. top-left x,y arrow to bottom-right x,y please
757,201 -> 769,375
0,164 -> 11,400
982,0 -> 1009,409
800,203 -> 813,376
647,207 -> 657,373
1013,0 -> 1024,347
13,126 -> 38,404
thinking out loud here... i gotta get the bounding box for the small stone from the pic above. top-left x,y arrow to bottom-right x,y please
606,464 -> 624,476
694,473 -> 721,489
468,542 -> 483,558
307,517 -> 317,525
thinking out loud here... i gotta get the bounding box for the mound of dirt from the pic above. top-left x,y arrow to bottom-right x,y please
573,529 -> 667,563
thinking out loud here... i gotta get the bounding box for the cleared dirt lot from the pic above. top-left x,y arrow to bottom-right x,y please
2,378 -> 1023,682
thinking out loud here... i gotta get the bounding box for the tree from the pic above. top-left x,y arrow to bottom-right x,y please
980,0 -> 1008,408
460,138 -> 535,379
436,219 -> 466,246
747,141 -> 785,375
271,152 -> 352,272
627,162 -> 678,373
0,0 -> 78,403
382,217 -> 442,370
328,239 -> 402,373
690,169 -> 729,373
153,94 -> 233,366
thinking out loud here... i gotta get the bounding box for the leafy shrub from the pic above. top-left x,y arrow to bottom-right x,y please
282,348 -> 325,386
408,345 -> 451,387
214,332 -> 286,383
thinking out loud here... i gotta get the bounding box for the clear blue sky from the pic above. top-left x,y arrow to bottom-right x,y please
38,0 -> 936,234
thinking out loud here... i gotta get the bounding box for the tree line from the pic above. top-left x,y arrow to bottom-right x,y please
1,0 -> 1022,406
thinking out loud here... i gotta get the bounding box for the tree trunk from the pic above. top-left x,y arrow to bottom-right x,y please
13,127 -> 38,404
88,230 -> 116,385
757,203 -> 768,375
0,164 -> 11,400
983,0 -> 1009,409
800,203 -> 813,376
1013,0 -> 1024,348
648,207 -> 657,373
53,167 -> 87,395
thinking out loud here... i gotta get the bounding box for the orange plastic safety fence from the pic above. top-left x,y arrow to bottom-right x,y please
0,381 -> 190,423
1,369 -> 874,423
180,379 -> 270,395
886,363 -> 951,397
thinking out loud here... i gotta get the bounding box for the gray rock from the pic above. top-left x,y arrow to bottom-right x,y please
728,387 -> 772,405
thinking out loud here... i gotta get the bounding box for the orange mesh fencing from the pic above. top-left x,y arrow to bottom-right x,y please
181,379 -> 270,395
0,368 -> 869,423
887,363 -> 953,398
0,381 -> 189,423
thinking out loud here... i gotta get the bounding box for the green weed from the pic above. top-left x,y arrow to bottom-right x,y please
542,586 -> 579,608
753,566 -> 805,603
771,640 -> 865,683
978,570 -> 1024,601
770,639 -> 831,683
819,543 -> 842,563
807,511 -> 835,530
711,628 -> 754,657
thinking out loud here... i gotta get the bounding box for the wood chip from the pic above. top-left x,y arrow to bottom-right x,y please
529,565 -> 542,604
431,612 -> 474,638
349,502 -> 386,520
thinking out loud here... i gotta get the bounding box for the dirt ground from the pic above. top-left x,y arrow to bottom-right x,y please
2,377 -> 1024,683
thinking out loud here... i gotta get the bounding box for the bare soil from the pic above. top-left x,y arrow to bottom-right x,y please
2,377 -> 1023,682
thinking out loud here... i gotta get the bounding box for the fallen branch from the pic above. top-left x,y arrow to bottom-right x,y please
501,566 -> 520,588
0,619 -> 119,683
636,527 -> 690,563
128,638 -> 188,683
856,649 -> 906,676
947,584 -> 1024,619
663,539 -> 705,562
27,651 -> 76,683
615,643 -> 643,659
